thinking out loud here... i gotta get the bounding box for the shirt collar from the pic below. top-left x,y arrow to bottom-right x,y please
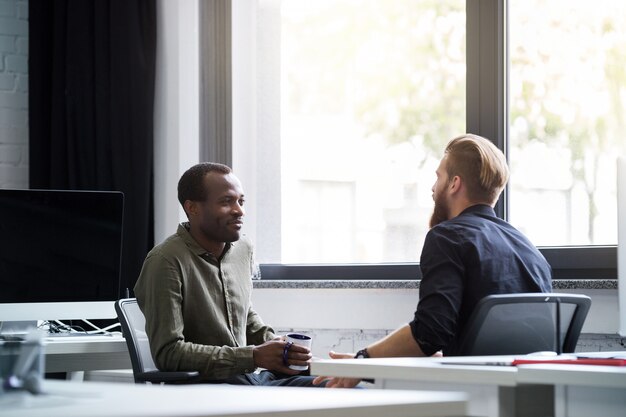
177,222 -> 233,259
459,204 -> 496,217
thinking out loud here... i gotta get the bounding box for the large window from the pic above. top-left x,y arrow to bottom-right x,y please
232,0 -> 621,278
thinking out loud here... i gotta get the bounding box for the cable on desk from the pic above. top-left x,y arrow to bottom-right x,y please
40,320 -> 121,336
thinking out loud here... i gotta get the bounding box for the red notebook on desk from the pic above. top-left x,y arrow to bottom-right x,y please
512,358 -> 626,367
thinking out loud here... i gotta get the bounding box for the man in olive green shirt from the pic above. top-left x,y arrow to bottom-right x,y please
134,163 -> 317,386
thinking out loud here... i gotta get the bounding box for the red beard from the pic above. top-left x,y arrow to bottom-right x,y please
429,193 -> 449,228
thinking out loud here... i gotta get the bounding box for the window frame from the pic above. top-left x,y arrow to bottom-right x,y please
225,0 -> 617,280
258,246 -> 617,280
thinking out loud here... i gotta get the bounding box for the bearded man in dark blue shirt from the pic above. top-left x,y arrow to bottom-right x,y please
314,134 -> 552,388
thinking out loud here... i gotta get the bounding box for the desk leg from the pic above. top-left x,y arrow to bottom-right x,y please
66,371 -> 84,381
499,385 -> 553,417
379,378 -> 500,417
558,385 -> 626,417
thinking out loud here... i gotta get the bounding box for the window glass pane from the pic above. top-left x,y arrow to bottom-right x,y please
280,0 -> 465,263
509,0 -> 626,246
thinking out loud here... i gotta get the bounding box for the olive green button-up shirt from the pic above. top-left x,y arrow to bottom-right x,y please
134,223 -> 275,380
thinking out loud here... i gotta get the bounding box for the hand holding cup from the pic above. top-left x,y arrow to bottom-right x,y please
283,333 -> 313,371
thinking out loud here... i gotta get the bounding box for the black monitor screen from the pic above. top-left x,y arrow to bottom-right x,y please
0,189 -> 123,303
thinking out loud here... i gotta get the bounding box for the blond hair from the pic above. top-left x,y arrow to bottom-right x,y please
444,134 -> 509,204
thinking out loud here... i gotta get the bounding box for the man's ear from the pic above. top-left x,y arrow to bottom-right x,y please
448,175 -> 462,195
183,200 -> 196,218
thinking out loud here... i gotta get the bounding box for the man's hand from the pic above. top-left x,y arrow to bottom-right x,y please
253,338 -> 312,375
312,351 -> 362,388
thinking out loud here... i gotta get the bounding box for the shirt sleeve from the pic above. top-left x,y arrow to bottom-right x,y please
134,252 -> 257,380
246,306 -> 276,345
409,226 -> 466,356
244,246 -> 276,344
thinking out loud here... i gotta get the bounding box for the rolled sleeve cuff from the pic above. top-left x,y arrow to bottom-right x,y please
235,345 -> 257,374
409,320 -> 439,357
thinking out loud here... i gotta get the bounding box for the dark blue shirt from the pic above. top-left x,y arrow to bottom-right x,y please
409,204 -> 552,356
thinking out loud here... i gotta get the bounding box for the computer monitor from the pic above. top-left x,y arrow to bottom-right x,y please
0,189 -> 124,324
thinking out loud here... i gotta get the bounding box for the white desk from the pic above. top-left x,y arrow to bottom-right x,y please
312,354 -> 626,417
0,380 -> 469,417
516,363 -> 626,417
43,335 -> 131,373
312,356 -> 550,417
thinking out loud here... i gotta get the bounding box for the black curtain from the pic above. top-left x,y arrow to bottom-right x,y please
28,0 -> 156,296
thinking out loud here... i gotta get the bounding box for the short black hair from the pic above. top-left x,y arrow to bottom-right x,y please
177,162 -> 232,210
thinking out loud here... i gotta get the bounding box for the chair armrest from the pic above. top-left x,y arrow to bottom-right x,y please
136,370 -> 201,384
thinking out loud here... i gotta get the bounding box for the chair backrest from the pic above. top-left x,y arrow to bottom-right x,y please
115,298 -> 158,382
454,293 -> 591,356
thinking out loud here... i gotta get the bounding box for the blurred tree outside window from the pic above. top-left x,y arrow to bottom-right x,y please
280,0 -> 466,263
509,0 -> 626,246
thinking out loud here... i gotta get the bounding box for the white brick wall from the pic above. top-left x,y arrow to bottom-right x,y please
0,0 -> 27,189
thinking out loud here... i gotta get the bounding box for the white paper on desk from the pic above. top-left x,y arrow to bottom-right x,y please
575,352 -> 626,360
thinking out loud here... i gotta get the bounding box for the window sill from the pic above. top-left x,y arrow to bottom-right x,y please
252,279 -> 617,290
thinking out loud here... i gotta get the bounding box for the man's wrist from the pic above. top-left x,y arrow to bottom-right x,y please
354,348 -> 370,359
354,348 -> 374,384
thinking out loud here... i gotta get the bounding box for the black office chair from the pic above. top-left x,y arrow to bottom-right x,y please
115,298 -> 200,384
454,293 -> 591,356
